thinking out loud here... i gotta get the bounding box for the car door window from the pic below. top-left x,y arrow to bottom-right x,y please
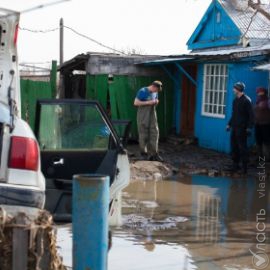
38,103 -> 111,151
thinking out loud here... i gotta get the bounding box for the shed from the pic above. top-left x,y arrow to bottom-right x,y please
59,53 -> 174,138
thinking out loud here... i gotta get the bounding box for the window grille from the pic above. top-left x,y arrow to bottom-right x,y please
202,64 -> 228,118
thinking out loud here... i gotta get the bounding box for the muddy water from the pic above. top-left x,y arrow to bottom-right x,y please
57,176 -> 270,270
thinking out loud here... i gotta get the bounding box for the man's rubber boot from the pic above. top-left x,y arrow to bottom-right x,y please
140,152 -> 148,160
149,154 -> 164,162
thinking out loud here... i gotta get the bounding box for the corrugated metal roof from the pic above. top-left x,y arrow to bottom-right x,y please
189,43 -> 270,56
219,0 -> 270,40
139,43 -> 270,65
140,57 -> 194,65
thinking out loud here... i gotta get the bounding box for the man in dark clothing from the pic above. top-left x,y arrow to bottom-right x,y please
254,87 -> 270,160
227,82 -> 254,174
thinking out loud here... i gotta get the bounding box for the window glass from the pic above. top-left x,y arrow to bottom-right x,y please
38,103 -> 110,151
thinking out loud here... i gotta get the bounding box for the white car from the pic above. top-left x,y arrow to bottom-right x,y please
0,8 -> 130,223
0,8 -> 45,215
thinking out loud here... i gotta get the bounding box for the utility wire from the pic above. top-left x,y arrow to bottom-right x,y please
19,24 -> 127,55
19,63 -> 51,70
19,0 -> 71,16
241,9 -> 258,38
0,0 -> 70,19
20,61 -> 52,64
63,25 -> 127,55
19,26 -> 59,33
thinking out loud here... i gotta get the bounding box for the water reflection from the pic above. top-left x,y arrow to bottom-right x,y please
57,175 -> 270,270
118,176 -> 270,269
56,224 -> 72,268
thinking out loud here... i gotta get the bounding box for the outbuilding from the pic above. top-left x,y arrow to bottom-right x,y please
59,52 -> 174,139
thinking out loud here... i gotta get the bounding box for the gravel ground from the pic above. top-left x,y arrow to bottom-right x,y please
127,142 -> 270,179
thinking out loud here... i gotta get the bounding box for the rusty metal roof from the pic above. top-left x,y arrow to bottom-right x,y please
219,0 -> 270,40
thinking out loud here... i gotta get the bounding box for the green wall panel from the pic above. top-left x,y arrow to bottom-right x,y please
86,74 -> 174,138
20,79 -> 53,129
86,75 -> 108,109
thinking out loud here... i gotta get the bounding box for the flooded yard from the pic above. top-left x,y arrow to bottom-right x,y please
57,176 -> 270,270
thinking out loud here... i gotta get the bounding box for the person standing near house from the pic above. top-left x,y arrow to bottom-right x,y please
226,82 -> 254,174
254,87 -> 270,161
134,81 -> 163,162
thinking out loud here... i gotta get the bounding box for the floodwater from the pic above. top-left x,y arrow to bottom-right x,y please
57,175 -> 270,270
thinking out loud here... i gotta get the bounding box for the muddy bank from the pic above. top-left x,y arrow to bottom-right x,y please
128,142 -> 270,179
130,161 -> 173,181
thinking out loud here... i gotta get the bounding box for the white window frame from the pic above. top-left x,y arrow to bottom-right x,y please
202,64 -> 228,119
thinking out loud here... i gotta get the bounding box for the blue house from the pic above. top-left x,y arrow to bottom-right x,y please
142,0 -> 270,153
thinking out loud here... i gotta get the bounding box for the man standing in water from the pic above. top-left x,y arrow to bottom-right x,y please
226,82 -> 254,174
134,81 -> 163,162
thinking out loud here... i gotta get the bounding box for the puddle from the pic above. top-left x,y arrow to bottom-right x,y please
109,236 -> 196,270
56,224 -> 72,268
57,175 -> 270,270
122,214 -> 188,231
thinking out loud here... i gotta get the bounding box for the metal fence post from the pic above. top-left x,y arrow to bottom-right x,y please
72,174 -> 110,270
12,213 -> 28,270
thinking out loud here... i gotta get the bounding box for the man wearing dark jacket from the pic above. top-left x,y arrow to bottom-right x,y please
227,82 -> 254,174
254,87 -> 270,161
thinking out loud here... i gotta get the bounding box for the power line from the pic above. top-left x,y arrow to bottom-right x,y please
19,26 -> 59,33
19,0 -> 71,16
241,9 -> 258,38
63,25 -> 127,55
20,61 -> 52,64
0,0 -> 70,19
19,63 -> 51,70
19,24 -> 127,55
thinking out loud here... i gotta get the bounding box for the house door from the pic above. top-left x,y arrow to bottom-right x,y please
180,65 -> 197,137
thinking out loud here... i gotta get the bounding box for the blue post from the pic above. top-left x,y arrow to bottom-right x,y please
72,174 -> 110,270
175,63 -> 197,86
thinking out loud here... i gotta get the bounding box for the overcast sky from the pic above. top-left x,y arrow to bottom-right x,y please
2,0 -> 211,64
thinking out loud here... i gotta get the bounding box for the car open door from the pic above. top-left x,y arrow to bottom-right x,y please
35,99 -> 129,222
